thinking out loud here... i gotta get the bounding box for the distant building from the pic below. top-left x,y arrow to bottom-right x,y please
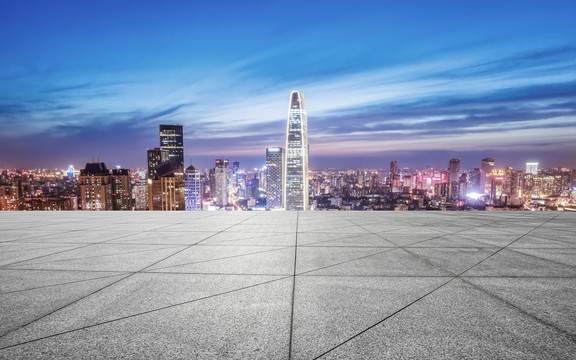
79,162 -> 112,211
66,165 -> 75,178
111,168 -> 132,210
147,148 -> 169,179
448,158 -> 460,200
389,161 -> 400,187
266,147 -> 284,210
526,162 -> 539,175
214,159 -> 229,206
148,162 -> 185,210
284,91 -> 309,211
134,183 -> 149,210
159,124 -> 184,167
184,165 -> 202,211
480,158 -> 495,196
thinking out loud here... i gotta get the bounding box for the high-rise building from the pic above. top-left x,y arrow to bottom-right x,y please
148,162 -> 185,210
266,147 -> 284,210
480,158 -> 495,195
448,159 -> 460,183
214,159 -> 229,206
526,162 -> 539,175
134,183 -> 149,210
79,162 -> 112,211
184,165 -> 202,211
283,91 -> 309,211
448,158 -> 460,201
147,148 -> 169,179
111,168 -> 132,210
389,161 -> 399,186
159,124 -> 184,167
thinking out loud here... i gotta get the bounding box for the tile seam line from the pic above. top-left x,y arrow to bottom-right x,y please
312,212 -> 564,359
287,210 -> 299,360
0,273 -> 128,295
0,213 -> 222,268
0,275 -> 294,352
0,212 -> 260,342
459,277 -> 576,343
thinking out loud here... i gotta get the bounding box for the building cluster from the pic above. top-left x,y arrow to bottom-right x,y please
309,159 -> 576,211
2,90 -> 576,211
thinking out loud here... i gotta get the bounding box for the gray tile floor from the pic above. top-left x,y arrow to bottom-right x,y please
1,211 -> 575,359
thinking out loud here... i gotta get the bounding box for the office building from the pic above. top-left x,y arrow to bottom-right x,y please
111,168 -> 132,210
159,124 -> 184,167
147,148 -> 169,179
79,162 -> 112,211
283,91 -> 309,211
214,159 -> 229,206
480,158 -> 495,196
526,162 -> 539,175
148,162 -> 185,211
185,165 -> 202,211
266,147 -> 284,210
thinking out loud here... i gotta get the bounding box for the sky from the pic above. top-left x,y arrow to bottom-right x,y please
1,0 -> 576,171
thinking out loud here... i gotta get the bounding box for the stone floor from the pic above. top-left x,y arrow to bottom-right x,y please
0,211 -> 575,359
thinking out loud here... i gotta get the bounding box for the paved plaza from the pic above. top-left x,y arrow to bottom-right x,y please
1,211 -> 575,359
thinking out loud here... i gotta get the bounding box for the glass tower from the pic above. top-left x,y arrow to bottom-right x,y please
266,147 -> 284,210
159,124 -> 184,167
283,91 -> 309,211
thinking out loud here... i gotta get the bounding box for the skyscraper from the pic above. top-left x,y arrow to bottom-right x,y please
480,157 -> 495,196
283,91 -> 309,211
147,147 -> 169,179
214,159 -> 229,207
448,159 -> 460,183
448,158 -> 460,201
184,165 -> 202,211
159,124 -> 184,167
389,161 -> 398,185
111,168 -> 132,210
266,147 -> 284,210
79,162 -> 112,211
526,162 -> 539,175
148,162 -> 185,210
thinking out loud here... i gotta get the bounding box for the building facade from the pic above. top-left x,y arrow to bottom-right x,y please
184,165 -> 202,211
283,91 -> 309,211
266,147 -> 284,210
214,159 -> 229,207
79,162 -> 112,211
159,124 -> 184,167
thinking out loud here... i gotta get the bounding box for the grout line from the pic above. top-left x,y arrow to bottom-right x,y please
288,211 -> 300,360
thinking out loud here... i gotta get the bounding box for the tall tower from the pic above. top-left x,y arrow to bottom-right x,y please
184,165 -> 202,211
159,124 -> 184,167
283,91 -> 309,211
266,147 -> 284,210
480,158 -> 495,196
214,159 -> 229,207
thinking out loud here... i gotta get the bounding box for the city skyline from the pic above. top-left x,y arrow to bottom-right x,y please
1,1 -> 576,170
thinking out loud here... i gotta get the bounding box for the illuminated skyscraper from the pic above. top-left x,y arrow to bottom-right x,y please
480,158 -> 495,195
79,162 -> 112,211
283,91 -> 309,211
159,124 -> 184,167
111,168 -> 132,210
214,159 -> 229,207
266,147 -> 284,210
147,147 -> 169,179
526,162 -> 539,175
184,165 -> 202,211
448,158 -> 460,201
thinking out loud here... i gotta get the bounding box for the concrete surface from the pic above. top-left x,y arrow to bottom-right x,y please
0,211 -> 575,359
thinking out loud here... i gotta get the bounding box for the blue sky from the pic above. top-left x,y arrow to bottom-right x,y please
1,0 -> 576,170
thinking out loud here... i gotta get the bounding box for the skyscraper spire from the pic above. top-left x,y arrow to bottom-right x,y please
283,91 -> 309,211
